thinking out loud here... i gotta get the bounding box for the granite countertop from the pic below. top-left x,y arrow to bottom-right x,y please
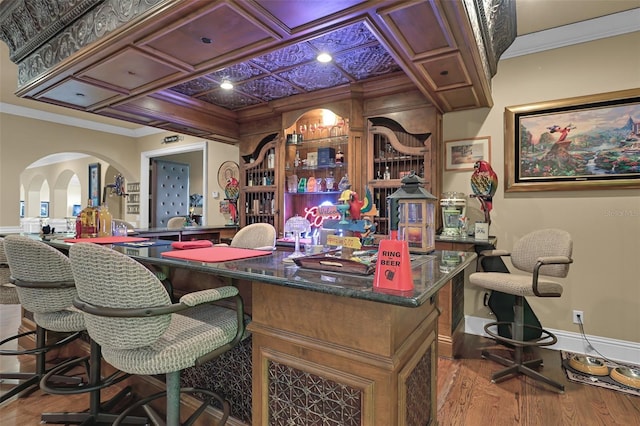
109,244 -> 477,308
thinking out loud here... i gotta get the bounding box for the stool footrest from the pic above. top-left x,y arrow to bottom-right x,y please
484,321 -> 558,347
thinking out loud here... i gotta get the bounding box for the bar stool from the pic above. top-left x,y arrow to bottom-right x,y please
0,237 -> 20,304
469,228 -> 573,392
0,236 -> 84,405
69,242 -> 247,425
3,235 -> 147,424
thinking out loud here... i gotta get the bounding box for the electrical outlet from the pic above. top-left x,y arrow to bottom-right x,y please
573,310 -> 584,324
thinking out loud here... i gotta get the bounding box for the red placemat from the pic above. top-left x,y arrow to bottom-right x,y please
64,236 -> 149,244
171,240 -> 213,250
161,246 -> 272,263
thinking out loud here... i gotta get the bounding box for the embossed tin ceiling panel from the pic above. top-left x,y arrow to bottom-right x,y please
167,22 -> 401,111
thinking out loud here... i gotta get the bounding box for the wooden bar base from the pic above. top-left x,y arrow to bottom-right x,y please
249,283 -> 440,425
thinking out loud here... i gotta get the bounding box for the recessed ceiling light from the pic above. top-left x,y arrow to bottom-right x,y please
317,52 -> 332,63
220,80 -> 234,90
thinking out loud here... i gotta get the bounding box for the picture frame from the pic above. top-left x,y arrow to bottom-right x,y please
88,163 -> 101,206
72,204 -> 82,217
445,136 -> 491,171
40,201 -> 49,217
127,182 -> 140,193
505,88 -> 640,192
217,161 -> 239,187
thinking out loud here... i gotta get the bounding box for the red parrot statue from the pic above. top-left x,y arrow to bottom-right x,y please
470,160 -> 498,224
224,177 -> 240,225
348,191 -> 365,221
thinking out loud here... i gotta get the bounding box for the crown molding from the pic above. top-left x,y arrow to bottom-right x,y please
502,8 -> 640,59
0,102 -> 162,138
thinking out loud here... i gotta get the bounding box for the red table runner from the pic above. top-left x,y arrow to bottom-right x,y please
63,236 -> 149,244
161,246 -> 272,263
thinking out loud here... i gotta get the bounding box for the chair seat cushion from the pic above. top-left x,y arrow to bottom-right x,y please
101,304 -> 239,376
34,307 -> 85,333
469,272 -> 563,297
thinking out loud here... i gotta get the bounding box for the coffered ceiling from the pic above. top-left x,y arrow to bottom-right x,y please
2,0 -> 514,141
1,0 -> 638,141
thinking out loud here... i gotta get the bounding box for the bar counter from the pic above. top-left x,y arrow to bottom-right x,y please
43,238 -> 475,425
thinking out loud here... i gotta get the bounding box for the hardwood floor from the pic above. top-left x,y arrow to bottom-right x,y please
1,303 -> 639,425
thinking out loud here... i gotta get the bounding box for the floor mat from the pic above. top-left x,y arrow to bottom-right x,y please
561,351 -> 640,397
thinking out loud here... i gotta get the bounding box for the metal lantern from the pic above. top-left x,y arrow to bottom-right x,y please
387,171 -> 437,254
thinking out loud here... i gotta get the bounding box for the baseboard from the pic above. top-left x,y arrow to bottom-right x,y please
465,315 -> 640,365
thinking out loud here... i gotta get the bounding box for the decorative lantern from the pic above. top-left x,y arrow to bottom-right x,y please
440,192 -> 467,238
387,171 -> 437,254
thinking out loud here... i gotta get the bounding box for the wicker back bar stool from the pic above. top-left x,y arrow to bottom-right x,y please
69,242 -> 247,425
0,235 -> 85,406
4,235 -> 147,424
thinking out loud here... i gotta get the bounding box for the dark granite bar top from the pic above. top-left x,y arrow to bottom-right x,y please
116,245 -> 475,308
36,236 -> 476,308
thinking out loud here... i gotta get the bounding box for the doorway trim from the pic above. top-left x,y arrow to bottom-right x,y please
140,142 -> 208,228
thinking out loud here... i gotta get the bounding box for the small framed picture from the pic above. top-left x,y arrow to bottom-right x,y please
40,201 -> 49,217
445,136 -> 491,171
72,204 -> 82,217
89,163 -> 101,206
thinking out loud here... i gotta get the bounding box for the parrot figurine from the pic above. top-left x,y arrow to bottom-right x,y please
348,191 -> 365,221
224,177 -> 240,224
470,160 -> 498,224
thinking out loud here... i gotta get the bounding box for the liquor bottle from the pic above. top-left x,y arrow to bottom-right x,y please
98,202 -> 113,237
294,150 -> 300,167
75,215 -> 82,238
79,199 -> 98,238
267,149 -> 275,169
383,166 -> 391,180
335,148 -> 344,164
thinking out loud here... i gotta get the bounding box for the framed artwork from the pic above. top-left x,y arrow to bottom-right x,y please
445,137 -> 491,171
72,204 -> 82,216
127,182 -> 140,193
505,88 -> 640,192
20,201 -> 25,218
40,201 -> 49,217
88,163 -> 101,206
217,161 -> 239,187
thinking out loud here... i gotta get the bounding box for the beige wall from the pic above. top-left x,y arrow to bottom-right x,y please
443,32 -> 640,343
0,115 -> 239,227
134,133 -> 239,226
0,115 -> 139,227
